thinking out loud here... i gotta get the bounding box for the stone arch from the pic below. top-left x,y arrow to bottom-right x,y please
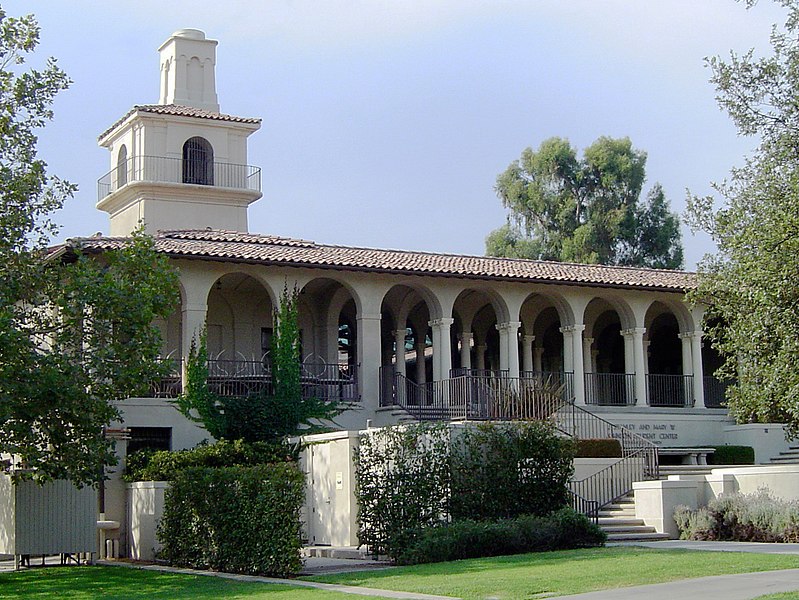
453,288 -> 505,373
300,277 -> 359,369
182,136 -> 214,185
381,284 -> 437,384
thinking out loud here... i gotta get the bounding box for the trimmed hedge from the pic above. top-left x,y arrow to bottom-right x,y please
575,438 -> 623,458
707,445 -> 755,465
394,508 -> 606,565
157,463 -> 305,576
124,439 -> 296,482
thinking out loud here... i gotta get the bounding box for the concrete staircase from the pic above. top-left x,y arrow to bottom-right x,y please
597,494 -> 670,542
770,445 -> 799,464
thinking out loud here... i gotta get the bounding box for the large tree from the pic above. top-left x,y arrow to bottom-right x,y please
0,8 -> 179,484
487,136 -> 684,269
687,0 -> 799,435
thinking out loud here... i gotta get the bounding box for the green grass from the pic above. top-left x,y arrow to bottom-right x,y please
308,547 -> 799,599
0,566 -> 383,600
754,595 -> 799,600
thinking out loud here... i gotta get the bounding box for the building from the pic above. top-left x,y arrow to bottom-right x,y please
62,28 -> 789,552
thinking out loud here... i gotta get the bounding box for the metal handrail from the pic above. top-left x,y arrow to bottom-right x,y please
584,372 -> 635,406
647,374 -> 694,407
97,155 -> 261,199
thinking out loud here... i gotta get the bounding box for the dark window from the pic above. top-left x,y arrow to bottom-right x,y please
116,145 -> 128,187
127,427 -> 172,455
182,136 -> 214,185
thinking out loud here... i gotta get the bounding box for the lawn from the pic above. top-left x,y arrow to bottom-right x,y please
309,547 -> 799,599
2,548 -> 799,599
0,567 -> 384,600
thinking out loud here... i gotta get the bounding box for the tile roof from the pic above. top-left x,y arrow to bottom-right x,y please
98,104 -> 261,141
66,229 -> 697,292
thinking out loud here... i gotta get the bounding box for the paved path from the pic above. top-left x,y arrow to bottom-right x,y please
612,540 -> 799,554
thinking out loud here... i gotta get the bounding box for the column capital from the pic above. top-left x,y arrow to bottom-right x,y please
495,320 -> 522,332
621,327 -> 646,337
678,332 -> 693,340
428,317 -> 455,328
458,331 -> 474,340
690,329 -> 704,340
395,329 -> 407,337
560,324 -> 585,334
357,313 -> 382,321
583,337 -> 595,345
523,334 -> 536,343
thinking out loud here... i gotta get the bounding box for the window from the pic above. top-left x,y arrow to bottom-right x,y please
116,145 -> 128,188
127,427 -> 172,454
182,136 -> 214,185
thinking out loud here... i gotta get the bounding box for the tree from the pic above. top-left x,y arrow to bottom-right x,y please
487,136 -> 684,268
687,0 -> 799,435
0,9 -> 179,484
176,285 -> 342,444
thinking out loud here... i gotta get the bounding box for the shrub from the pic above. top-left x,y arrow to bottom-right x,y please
707,445 -> 755,465
157,463 -> 305,577
574,438 -> 623,458
450,421 -> 575,521
354,422 -> 451,557
674,489 -> 799,542
394,508 -> 606,565
124,439 -> 296,482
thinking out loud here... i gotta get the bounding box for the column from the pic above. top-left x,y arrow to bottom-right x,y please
582,337 -> 594,404
394,329 -> 407,377
497,321 -> 521,378
533,346 -> 545,374
522,335 -> 535,374
691,330 -> 705,407
429,317 -> 454,381
561,324 -> 585,405
415,342 -> 427,384
622,327 -> 647,406
475,344 -> 487,370
357,313 -> 382,412
326,324 -> 341,365
459,331 -> 473,371
679,332 -> 693,404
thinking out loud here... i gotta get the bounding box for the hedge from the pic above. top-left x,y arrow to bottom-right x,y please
124,439 -> 296,482
157,463 -> 305,576
574,438 -> 623,458
394,508 -> 606,565
707,445 -> 755,465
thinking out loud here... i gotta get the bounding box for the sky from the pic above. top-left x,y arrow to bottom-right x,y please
11,0 -> 789,270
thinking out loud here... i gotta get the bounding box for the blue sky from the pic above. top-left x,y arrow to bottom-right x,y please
13,0 -> 787,269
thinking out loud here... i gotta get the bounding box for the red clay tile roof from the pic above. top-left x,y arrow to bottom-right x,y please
65,229 -> 697,292
98,104 -> 261,141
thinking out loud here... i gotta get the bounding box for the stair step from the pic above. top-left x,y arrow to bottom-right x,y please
598,508 -> 636,517
602,525 -> 656,534
597,518 -> 644,526
606,532 -> 671,541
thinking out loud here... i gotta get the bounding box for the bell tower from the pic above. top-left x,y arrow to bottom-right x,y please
96,29 -> 262,236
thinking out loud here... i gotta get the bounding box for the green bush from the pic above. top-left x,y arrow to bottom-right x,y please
451,421 -> 575,521
124,439 -> 296,482
354,423 -> 451,557
157,463 -> 305,577
394,508 -> 606,565
574,438 -> 623,458
674,489 -> 799,542
354,421 -> 576,558
707,445 -> 755,465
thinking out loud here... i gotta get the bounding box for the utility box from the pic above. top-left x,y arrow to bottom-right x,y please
0,476 -> 96,562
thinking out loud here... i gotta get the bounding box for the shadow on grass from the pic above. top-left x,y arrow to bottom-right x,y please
0,566 -> 294,600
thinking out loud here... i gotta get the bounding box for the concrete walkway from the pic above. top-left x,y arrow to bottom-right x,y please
613,539 -> 799,554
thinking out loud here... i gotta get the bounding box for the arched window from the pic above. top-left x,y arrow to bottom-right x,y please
182,136 -> 214,185
116,145 -> 128,188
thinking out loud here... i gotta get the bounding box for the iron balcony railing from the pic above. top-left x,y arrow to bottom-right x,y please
97,155 -> 261,200
703,376 -> 731,408
149,358 -> 357,403
647,374 -> 694,408
584,373 -> 635,406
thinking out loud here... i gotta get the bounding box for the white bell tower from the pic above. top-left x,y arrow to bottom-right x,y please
96,29 -> 262,237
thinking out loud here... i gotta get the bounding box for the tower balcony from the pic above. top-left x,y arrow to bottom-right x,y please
97,155 -> 261,201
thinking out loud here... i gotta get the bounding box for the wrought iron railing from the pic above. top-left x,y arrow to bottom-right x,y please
647,374 -> 694,407
97,155 -> 261,199
584,372 -> 635,406
150,356 -> 183,398
703,376 -> 730,408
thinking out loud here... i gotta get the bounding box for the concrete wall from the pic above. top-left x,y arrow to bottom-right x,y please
723,423 -> 791,463
127,481 -> 168,561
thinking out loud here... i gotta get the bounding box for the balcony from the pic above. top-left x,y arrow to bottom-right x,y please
97,155 -> 261,200
584,373 -> 635,406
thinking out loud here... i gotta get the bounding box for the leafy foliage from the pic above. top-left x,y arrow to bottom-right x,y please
674,489 -> 799,543
123,439 -> 296,482
451,421 -> 574,521
393,509 -> 605,565
686,1 -> 799,434
0,9 -> 179,485
574,438 -> 623,458
487,136 -> 683,268
354,421 -> 576,559
157,464 -> 305,577
175,285 -> 341,443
